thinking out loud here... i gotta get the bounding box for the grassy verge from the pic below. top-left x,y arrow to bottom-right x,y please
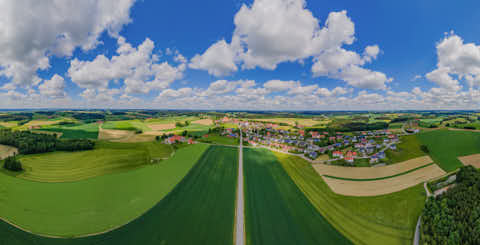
0,144 -> 209,237
418,129 -> 480,172
324,163 -> 434,181
244,148 -> 352,245
275,152 -> 425,245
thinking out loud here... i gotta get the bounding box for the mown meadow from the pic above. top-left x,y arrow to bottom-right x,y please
15,141 -> 173,182
0,144 -> 209,237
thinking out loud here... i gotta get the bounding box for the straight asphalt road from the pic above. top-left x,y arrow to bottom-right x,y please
235,133 -> 245,245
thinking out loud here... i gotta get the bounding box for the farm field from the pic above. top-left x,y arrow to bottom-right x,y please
191,119 -> 213,125
145,116 -> 200,124
458,154 -> 480,168
418,129 -> 480,172
388,122 -> 403,129
244,148 -> 352,245
322,164 -> 445,196
38,123 -> 99,139
98,128 -> 135,141
198,134 -> 238,146
385,135 -> 426,164
313,156 -> 433,180
251,118 -> 322,127
0,144 -> 209,237
102,120 -> 151,132
0,145 -> 237,245
275,152 -> 426,245
15,141 -> 173,182
0,145 -> 18,160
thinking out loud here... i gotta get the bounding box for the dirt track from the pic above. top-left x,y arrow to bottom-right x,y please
322,164 -> 445,196
313,156 -> 433,180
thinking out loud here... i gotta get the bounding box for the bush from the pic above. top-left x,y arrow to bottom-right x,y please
3,155 -> 22,172
420,145 -> 429,153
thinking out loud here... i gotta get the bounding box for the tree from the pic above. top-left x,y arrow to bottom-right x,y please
420,145 -> 429,153
182,130 -> 188,136
155,136 -> 160,141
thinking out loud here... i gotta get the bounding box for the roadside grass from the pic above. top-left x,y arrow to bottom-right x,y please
0,145 -> 237,245
418,129 -> 480,172
0,144 -> 209,237
14,141 -> 173,182
38,123 -> 99,139
275,152 -> 426,245
244,148 -> 352,245
385,135 -> 426,164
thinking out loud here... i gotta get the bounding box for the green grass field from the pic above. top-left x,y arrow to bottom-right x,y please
38,123 -> 99,139
418,129 -> 480,172
198,134 -> 238,146
0,145 -> 237,245
244,148 -> 352,245
102,120 -> 152,132
275,152 -> 426,245
385,135 -> 426,164
14,141 -> 173,182
0,144 -> 209,237
388,122 -> 403,129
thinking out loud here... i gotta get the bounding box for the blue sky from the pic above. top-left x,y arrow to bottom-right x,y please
1,0 -> 480,110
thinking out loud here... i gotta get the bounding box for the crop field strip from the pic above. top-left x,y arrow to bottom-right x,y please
0,144 -> 209,237
323,163 -> 434,181
274,152 -> 426,245
322,164 -> 445,197
418,129 -> 480,172
314,155 -> 433,180
0,145 -> 238,245
244,148 -> 352,245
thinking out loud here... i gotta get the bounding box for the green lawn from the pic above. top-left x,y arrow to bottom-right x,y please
13,141 -> 173,182
38,123 -> 99,139
418,129 -> 480,172
275,152 -> 426,245
0,144 -> 209,237
244,148 -> 352,245
385,135 -> 426,164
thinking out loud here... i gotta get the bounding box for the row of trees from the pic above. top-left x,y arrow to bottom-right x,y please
421,166 -> 480,244
0,129 -> 94,154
